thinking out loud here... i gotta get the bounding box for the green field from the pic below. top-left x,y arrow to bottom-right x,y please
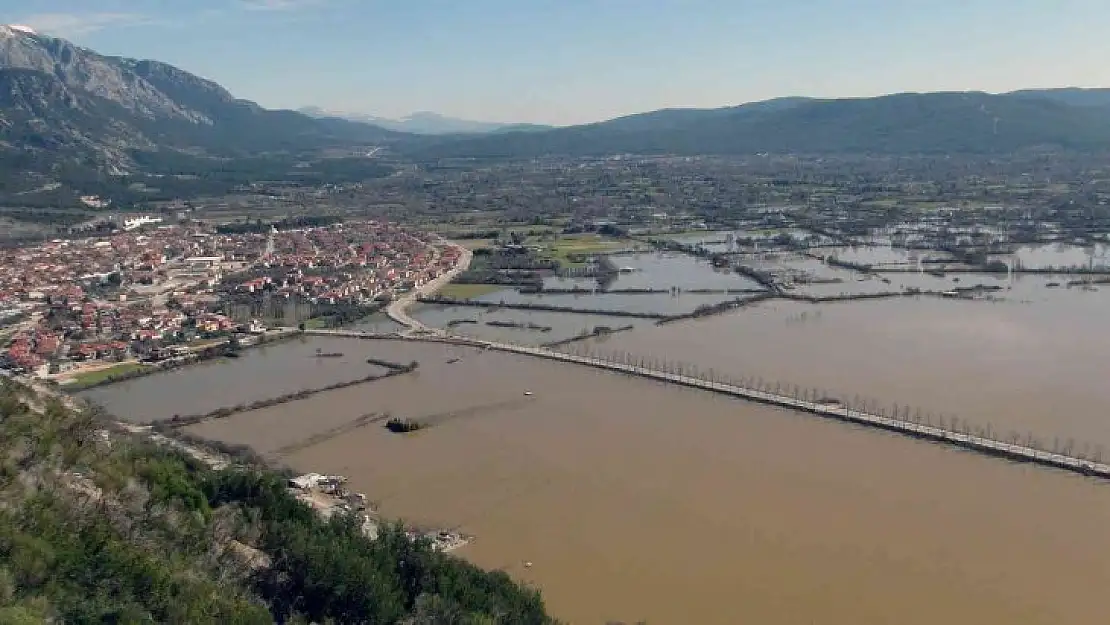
302,317 -> 332,329
453,238 -> 497,250
537,234 -> 639,268
67,362 -> 149,388
437,283 -> 505,299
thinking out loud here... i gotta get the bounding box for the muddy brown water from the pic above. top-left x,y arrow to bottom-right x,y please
79,337 -> 393,423
412,304 -> 655,346
473,288 -> 739,315
161,339 -> 1110,625
590,292 -> 1110,451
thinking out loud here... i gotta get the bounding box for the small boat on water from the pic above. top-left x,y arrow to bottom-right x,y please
523,391 -> 534,396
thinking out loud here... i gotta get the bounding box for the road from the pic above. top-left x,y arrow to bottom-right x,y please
386,242 -> 472,334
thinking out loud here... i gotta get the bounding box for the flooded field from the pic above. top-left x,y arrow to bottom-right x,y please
80,337 -> 395,423
411,303 -> 654,345
662,230 -> 738,252
1007,242 -> 1110,270
529,246 -> 1073,303
810,244 -> 955,267
472,288 -> 737,315
541,275 -> 602,290
590,291 -> 1110,448
154,339 -> 1110,625
602,251 -> 763,290
743,252 -> 957,297
348,313 -> 406,334
542,252 -> 763,293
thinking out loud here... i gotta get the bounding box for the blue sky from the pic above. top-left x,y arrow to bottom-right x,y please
4,0 -> 1110,125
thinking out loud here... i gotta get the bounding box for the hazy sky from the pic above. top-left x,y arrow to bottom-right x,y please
5,0 -> 1110,125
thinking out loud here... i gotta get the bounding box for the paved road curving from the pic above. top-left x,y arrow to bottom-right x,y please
386,242 -> 472,334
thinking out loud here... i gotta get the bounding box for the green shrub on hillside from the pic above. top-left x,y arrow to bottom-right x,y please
0,377 -> 556,623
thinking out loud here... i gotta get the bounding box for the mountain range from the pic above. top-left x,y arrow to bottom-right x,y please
298,107 -> 551,135
0,24 -> 400,202
2,23 -> 1110,204
404,90 -> 1110,159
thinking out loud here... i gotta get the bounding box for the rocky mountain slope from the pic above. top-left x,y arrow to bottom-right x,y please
4,21 -> 1110,200
0,25 -> 402,198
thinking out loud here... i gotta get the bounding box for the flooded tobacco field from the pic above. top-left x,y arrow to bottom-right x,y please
103,339 -> 1109,625
590,290 -> 1110,448
411,303 -> 654,345
472,289 -> 738,315
540,251 -> 764,293
1005,242 -> 1110,270
663,230 -> 739,253
79,336 -> 395,423
601,251 -> 764,290
347,313 -> 406,334
809,244 -> 955,267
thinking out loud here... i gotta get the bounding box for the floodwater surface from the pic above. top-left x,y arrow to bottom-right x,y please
602,251 -> 763,290
175,340 -> 1110,625
591,292 -> 1110,448
411,304 -> 653,345
1009,243 -> 1110,270
80,337 -> 395,422
472,289 -> 738,315
348,313 -> 406,334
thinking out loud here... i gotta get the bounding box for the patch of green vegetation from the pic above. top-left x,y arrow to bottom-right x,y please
454,238 -> 497,250
66,362 -> 149,389
437,283 -> 505,299
187,337 -> 229,350
302,317 -> 331,330
538,234 -> 635,268
0,377 -> 557,624
0,381 -> 272,623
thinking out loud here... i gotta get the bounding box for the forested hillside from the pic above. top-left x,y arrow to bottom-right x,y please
0,377 -> 553,624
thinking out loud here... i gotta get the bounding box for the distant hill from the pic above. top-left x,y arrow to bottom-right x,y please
405,90 -> 1110,159
300,107 -> 552,135
3,22 -> 1109,191
1006,87 -> 1110,108
0,25 -> 404,201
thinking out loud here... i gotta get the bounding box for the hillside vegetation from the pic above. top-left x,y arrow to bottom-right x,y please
0,377 -> 554,624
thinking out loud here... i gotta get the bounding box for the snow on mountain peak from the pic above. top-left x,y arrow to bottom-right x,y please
4,24 -> 38,35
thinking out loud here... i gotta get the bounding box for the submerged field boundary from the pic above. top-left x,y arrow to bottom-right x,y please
66,329 -> 303,391
305,329 -> 1110,481
155,360 -> 417,430
416,296 -> 672,319
419,287 -> 1007,331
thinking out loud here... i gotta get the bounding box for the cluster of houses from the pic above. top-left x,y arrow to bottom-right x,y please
237,222 -> 456,305
1,218 -> 459,377
1,305 -> 246,375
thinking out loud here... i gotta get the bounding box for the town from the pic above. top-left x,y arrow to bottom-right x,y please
0,218 -> 460,385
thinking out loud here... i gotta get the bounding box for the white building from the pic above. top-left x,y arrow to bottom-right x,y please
122,215 -> 163,231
